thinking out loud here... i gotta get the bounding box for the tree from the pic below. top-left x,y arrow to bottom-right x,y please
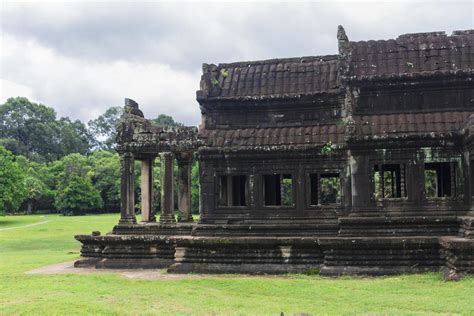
53,153 -> 102,215
54,175 -> 103,215
152,114 -> 183,127
14,155 -> 55,212
0,97 -> 94,161
0,146 -> 26,214
0,97 -> 60,161
23,176 -> 48,214
89,151 -> 121,212
57,117 -> 96,157
88,106 -> 123,151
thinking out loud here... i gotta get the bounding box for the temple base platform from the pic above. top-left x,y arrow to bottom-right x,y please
75,232 -> 474,279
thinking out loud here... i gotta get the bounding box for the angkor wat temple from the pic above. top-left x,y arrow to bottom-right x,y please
76,26 -> 474,279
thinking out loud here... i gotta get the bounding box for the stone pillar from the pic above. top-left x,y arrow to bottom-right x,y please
349,153 -> 370,210
410,157 -> 424,205
140,157 -> 155,222
461,150 -> 472,209
160,152 -> 175,223
177,153 -> 194,222
119,152 -> 136,224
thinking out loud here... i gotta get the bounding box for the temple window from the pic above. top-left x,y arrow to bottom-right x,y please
373,164 -> 406,199
217,175 -> 247,207
424,162 -> 455,198
263,174 -> 294,206
309,173 -> 341,206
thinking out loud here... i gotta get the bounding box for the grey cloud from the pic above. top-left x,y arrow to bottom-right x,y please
3,2 -> 470,70
1,1 -> 473,126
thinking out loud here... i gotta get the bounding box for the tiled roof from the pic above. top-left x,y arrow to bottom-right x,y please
197,29 -> 473,100
199,124 -> 345,148
348,30 -> 474,80
198,56 -> 339,100
353,111 -> 473,138
198,112 -> 472,149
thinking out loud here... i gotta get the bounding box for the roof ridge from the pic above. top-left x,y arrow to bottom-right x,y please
349,29 -> 474,45
216,55 -> 338,68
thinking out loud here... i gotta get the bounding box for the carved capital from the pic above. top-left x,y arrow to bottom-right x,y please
160,151 -> 174,161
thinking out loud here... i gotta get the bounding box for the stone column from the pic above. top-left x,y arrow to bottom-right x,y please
177,152 -> 194,222
160,152 -> 175,223
461,150 -> 472,209
349,153 -> 370,210
119,152 -> 136,224
140,157 -> 155,222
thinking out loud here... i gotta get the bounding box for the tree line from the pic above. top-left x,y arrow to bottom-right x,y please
0,97 -> 198,216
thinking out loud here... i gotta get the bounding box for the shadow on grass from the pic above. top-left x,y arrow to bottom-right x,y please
0,219 -> 22,227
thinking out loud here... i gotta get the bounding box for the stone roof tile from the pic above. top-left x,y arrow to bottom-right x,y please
353,111 -> 473,138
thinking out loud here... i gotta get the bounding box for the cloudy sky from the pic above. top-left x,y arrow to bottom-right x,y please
1,0 -> 472,126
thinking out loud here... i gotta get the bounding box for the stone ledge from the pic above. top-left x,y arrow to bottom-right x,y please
168,263 -> 318,274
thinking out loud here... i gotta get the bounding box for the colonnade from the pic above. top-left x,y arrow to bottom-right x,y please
118,151 -> 194,225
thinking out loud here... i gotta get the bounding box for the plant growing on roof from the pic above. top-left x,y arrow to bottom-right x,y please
211,78 -> 219,86
321,141 -> 337,155
220,69 -> 229,78
336,117 -> 355,126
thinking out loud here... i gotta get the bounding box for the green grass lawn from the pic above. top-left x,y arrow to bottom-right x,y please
0,214 -> 473,315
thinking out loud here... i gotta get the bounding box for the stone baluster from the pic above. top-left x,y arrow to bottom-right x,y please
160,152 -> 175,223
177,152 -> 194,222
140,157 -> 155,222
119,152 -> 136,224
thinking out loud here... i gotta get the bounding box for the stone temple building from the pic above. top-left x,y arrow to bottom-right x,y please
76,26 -> 474,278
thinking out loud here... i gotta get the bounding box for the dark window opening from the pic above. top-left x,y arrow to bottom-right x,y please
320,173 -> 341,205
310,173 -> 341,206
310,174 -> 318,206
218,175 -> 247,206
424,162 -> 454,198
373,164 -> 406,199
264,174 -> 293,206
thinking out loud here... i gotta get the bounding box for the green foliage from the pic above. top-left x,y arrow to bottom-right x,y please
424,170 -> 438,198
305,267 -> 321,275
281,176 -> 293,206
321,141 -> 337,155
336,117 -> 355,126
0,97 -> 190,214
320,176 -> 341,204
54,174 -> 102,214
220,69 -> 229,77
23,176 -> 48,214
0,97 -> 94,161
0,146 -> 26,214
89,151 -> 121,212
151,114 -> 184,127
53,153 -> 102,214
87,106 -> 123,151
57,117 -> 96,157
191,160 -> 200,214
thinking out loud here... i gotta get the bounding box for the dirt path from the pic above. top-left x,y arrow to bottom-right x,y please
26,261 -> 289,280
26,261 -> 206,280
0,220 -> 52,232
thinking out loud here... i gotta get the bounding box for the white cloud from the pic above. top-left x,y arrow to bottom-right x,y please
1,35 -> 201,125
0,79 -> 34,101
